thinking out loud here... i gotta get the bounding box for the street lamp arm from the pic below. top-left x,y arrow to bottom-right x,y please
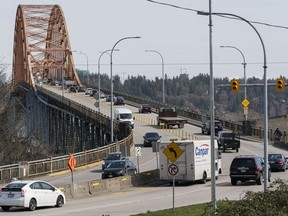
145,49 -> 165,104
220,45 -> 246,65
198,10 -> 269,191
110,36 -> 141,143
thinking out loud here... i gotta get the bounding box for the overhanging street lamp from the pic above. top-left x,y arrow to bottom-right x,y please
220,45 -> 248,120
198,11 -> 268,194
97,49 -> 119,113
77,51 -> 89,84
145,50 -> 165,104
110,36 -> 141,143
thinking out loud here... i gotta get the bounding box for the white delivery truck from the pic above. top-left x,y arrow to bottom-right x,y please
114,108 -> 135,129
159,139 -> 221,183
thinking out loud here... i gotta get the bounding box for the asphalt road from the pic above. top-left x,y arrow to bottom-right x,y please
3,85 -> 288,215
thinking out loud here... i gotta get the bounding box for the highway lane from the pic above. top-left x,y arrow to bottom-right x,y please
5,85 -> 288,215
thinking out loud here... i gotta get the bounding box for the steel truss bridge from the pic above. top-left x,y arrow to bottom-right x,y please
0,5 -> 133,181
0,5 -> 282,182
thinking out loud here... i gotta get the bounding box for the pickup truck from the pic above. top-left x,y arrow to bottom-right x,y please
217,131 -> 240,152
157,107 -> 187,128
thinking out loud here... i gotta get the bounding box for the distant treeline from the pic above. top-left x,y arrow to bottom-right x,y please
84,72 -> 288,121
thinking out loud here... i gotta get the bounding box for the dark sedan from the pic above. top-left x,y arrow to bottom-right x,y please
143,132 -> 161,147
268,153 -> 287,171
139,104 -> 152,113
101,159 -> 137,179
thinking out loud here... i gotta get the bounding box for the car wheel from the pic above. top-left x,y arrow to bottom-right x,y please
231,178 -> 237,186
55,195 -> 64,207
223,148 -> 226,153
2,206 -> 11,211
28,198 -> 37,211
236,148 -> 239,153
256,176 -> 262,185
201,172 -> 207,184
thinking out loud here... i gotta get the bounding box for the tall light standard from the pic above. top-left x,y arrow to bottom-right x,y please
97,49 -> 119,113
145,50 -> 165,104
198,11 -> 268,194
220,45 -> 248,120
77,51 -> 89,84
110,36 -> 141,143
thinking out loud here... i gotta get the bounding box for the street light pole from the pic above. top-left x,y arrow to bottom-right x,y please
145,50 -> 165,104
78,51 -> 89,84
98,49 -> 119,113
110,36 -> 141,143
198,11 -> 268,192
220,45 -> 247,120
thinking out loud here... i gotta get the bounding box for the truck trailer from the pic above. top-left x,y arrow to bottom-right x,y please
159,139 -> 221,183
157,107 -> 187,128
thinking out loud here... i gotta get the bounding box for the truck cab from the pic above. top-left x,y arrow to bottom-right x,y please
114,108 -> 135,129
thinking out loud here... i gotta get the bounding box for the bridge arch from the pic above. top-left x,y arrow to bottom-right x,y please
12,4 -> 81,90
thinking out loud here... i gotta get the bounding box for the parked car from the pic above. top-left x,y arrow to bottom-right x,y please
78,86 -> 85,92
102,152 -> 126,170
268,153 -> 287,171
85,88 -> 93,95
143,132 -> 161,147
201,120 -> 223,135
0,180 -> 65,211
89,89 -> 98,97
101,159 -> 137,179
139,104 -> 152,113
106,95 -> 116,102
94,91 -> 106,99
114,96 -> 125,105
217,131 -> 240,152
68,85 -> 79,93
230,155 -> 271,186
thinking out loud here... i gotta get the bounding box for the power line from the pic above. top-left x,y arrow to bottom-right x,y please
146,0 -> 288,30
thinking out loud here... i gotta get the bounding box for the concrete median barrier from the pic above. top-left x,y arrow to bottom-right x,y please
58,184 -> 73,199
59,169 -> 160,200
105,177 -> 121,192
119,176 -> 132,189
88,180 -> 109,195
131,169 -> 159,186
72,182 -> 91,198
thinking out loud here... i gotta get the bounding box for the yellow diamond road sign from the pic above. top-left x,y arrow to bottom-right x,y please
242,99 -> 250,107
163,141 -> 184,163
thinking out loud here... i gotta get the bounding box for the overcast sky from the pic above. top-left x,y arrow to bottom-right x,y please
1,0 -> 288,81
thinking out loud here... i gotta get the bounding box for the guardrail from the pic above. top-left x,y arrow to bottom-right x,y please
0,134 -> 133,182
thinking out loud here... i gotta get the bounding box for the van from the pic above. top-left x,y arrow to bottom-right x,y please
114,108 -> 134,129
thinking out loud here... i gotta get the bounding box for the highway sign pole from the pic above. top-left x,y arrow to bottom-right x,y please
135,147 -> 141,173
137,156 -> 140,173
173,175 -> 175,212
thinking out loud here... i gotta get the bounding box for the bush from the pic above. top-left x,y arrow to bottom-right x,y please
217,179 -> 288,216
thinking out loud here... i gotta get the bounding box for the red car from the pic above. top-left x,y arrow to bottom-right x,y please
139,104 -> 152,113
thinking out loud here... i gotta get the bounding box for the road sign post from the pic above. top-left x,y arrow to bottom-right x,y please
163,141 -> 183,212
68,154 -> 76,184
135,147 -> 141,173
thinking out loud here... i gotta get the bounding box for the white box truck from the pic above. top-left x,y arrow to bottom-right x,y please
159,139 -> 221,183
114,108 -> 135,129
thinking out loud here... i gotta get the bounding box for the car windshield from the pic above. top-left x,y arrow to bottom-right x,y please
268,154 -> 282,160
107,154 -> 121,160
107,161 -> 126,168
232,158 -> 255,167
222,133 -> 233,138
119,113 -> 132,119
143,104 -> 150,108
145,133 -> 159,138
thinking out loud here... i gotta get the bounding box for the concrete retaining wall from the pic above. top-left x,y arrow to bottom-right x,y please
58,169 -> 160,199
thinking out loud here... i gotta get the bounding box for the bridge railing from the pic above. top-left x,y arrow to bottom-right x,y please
0,134 -> 133,182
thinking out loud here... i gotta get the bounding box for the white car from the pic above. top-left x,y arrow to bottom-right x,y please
85,88 -> 93,95
0,180 -> 65,211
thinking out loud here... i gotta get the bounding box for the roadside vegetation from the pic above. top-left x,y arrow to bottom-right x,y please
132,179 -> 288,216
